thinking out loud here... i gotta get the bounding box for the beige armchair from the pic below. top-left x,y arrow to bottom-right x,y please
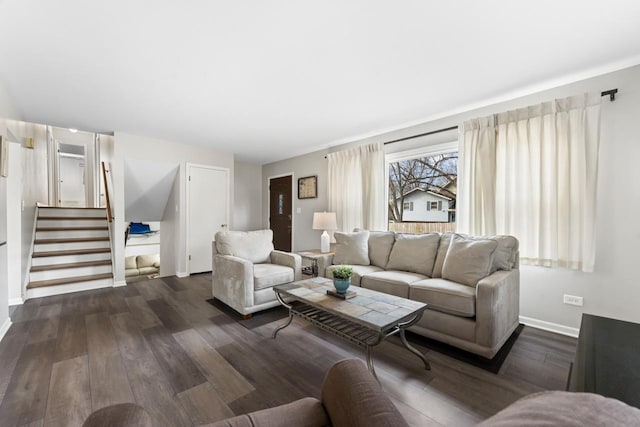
212,230 -> 302,318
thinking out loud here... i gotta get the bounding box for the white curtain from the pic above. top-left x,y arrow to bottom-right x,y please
327,142 -> 385,232
458,93 -> 601,272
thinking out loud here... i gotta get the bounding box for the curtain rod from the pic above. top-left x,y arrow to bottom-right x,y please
601,89 -> 618,101
383,125 -> 458,146
325,88 -> 619,156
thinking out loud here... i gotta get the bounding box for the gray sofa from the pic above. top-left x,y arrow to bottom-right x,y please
316,230 -> 520,359
212,229 -> 302,317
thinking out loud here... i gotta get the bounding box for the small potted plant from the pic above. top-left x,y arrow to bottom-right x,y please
332,265 -> 353,294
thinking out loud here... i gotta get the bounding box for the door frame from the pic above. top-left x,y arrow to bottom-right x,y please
185,163 -> 230,275
267,172 -> 294,252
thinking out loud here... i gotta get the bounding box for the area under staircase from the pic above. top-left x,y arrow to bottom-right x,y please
27,207 -> 114,299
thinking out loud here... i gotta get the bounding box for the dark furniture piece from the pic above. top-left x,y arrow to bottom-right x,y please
567,313 -> 640,408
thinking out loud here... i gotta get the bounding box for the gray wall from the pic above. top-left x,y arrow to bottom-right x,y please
263,64 -> 640,334
233,161 -> 263,231
262,149 -> 328,252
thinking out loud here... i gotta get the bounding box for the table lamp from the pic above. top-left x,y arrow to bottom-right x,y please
312,212 -> 337,253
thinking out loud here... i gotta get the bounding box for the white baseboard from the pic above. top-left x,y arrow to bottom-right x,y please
176,271 -> 189,278
520,315 -> 580,338
113,280 -> 127,287
0,318 -> 12,342
8,298 -> 23,306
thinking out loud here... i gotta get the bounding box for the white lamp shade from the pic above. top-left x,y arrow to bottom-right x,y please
312,212 -> 337,231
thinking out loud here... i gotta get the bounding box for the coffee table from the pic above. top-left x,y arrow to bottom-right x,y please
272,278 -> 430,379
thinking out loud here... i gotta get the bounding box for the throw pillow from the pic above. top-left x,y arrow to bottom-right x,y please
333,231 -> 370,265
431,233 -> 455,278
386,233 -> 440,277
354,228 -> 395,268
442,234 -> 498,287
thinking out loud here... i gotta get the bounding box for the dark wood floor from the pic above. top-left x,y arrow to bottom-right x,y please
0,274 -> 576,427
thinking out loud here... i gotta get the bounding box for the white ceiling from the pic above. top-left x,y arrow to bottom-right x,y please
1,1 -> 639,164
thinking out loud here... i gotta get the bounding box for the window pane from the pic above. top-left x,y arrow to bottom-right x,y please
388,151 -> 457,234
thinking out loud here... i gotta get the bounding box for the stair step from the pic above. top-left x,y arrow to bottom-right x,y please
27,273 -> 114,289
38,219 -> 107,228
37,216 -> 107,221
31,259 -> 112,272
36,227 -> 109,231
34,237 -> 110,244
33,248 -> 111,258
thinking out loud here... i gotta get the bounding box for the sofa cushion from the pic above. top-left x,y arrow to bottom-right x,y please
410,278 -> 476,317
386,233 -> 440,277
125,256 -> 137,270
431,233 -> 454,278
333,231 -> 370,266
442,234 -> 498,287
137,254 -> 159,268
138,266 -> 158,275
253,263 -> 294,291
216,230 -> 274,264
360,271 -> 428,298
325,264 -> 383,286
354,229 -> 395,269
125,269 -> 138,278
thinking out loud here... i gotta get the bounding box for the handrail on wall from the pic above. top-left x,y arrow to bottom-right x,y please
101,161 -> 113,223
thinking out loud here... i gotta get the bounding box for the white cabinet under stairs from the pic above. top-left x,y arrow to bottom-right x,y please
27,207 -> 114,299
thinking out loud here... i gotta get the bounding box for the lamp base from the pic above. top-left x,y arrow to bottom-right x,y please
320,230 -> 330,253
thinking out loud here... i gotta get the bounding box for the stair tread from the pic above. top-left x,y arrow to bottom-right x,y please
38,216 -> 107,220
31,259 -> 112,272
33,248 -> 112,257
39,207 -> 106,210
27,273 -> 113,289
35,237 -> 110,244
36,227 -> 109,231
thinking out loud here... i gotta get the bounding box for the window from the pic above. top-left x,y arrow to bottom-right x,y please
387,142 -> 457,234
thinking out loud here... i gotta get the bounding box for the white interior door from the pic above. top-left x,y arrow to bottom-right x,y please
187,164 -> 229,274
57,142 -> 87,207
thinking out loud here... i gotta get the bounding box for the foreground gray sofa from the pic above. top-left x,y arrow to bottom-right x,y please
317,230 -> 520,359
212,229 -> 302,317
207,358 -> 640,427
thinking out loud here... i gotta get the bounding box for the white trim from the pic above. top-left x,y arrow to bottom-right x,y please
0,318 -> 12,342
520,315 -> 580,338
266,172 -> 295,251
113,280 -> 127,287
22,205 -> 39,301
8,298 -> 23,306
185,163 -> 230,275
176,271 -> 188,278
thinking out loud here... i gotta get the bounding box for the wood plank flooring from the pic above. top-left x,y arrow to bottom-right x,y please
1,274 -> 576,427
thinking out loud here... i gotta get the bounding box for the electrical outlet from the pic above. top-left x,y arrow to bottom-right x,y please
563,294 -> 584,306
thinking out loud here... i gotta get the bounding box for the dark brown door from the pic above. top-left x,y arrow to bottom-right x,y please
269,175 -> 292,252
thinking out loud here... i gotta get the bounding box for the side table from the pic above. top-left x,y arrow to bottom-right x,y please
297,249 -> 334,277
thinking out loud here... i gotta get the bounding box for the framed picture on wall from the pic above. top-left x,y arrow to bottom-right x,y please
298,175 -> 317,199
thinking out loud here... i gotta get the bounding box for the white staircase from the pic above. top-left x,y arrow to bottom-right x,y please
27,207 -> 114,299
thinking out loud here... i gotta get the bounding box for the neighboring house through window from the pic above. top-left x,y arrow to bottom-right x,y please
386,141 -> 458,234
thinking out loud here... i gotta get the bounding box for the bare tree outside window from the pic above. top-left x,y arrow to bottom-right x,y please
388,152 -> 457,234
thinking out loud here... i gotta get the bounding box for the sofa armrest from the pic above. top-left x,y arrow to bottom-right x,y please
212,254 -> 254,311
321,359 -> 409,427
475,269 -> 520,348
315,254 -> 334,278
270,251 -> 302,281
207,397 -> 329,427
